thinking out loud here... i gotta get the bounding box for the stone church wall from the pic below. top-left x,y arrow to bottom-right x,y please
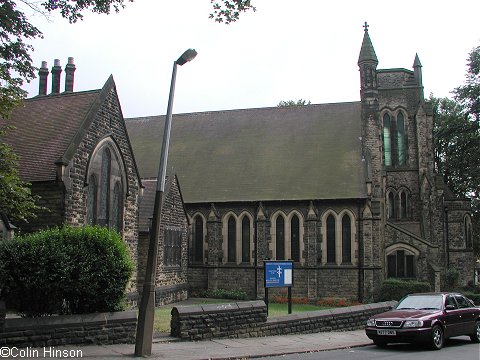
185,200 -> 364,301
21,182 -> 66,234
136,177 -> 189,306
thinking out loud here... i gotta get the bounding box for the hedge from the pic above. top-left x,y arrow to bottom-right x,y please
376,279 -> 431,301
0,226 -> 134,317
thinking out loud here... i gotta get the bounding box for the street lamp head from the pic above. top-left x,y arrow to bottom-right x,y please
176,48 -> 197,66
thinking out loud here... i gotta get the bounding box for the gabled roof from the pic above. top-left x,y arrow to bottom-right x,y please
2,89 -> 100,181
125,102 -> 367,203
2,76 -> 141,184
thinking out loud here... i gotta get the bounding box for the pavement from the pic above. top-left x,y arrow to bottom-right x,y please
19,329 -> 372,360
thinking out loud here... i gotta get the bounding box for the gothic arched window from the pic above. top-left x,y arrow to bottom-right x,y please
387,192 -> 395,219
383,113 -> 392,166
86,141 -> 125,233
112,181 -> 123,232
291,214 -> 300,262
241,216 -> 251,263
397,112 -> 406,165
276,216 -> 285,260
342,214 -> 352,264
193,215 -> 204,263
387,249 -> 415,278
99,148 -> 111,227
326,214 -> 336,263
87,174 -> 97,225
227,216 -> 236,263
400,191 -> 408,219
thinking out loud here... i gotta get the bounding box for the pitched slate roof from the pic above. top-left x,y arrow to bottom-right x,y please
1,76 -> 142,185
125,102 -> 367,203
2,89 -> 101,181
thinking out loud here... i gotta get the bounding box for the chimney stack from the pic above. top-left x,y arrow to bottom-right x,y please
38,61 -> 49,96
51,59 -> 62,94
64,57 -> 76,92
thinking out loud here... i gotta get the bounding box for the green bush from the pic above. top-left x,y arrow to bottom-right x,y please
194,288 -> 248,300
0,226 -> 134,317
376,279 -> 431,302
464,292 -> 480,305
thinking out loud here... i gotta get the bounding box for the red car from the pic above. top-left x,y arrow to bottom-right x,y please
365,292 -> 480,350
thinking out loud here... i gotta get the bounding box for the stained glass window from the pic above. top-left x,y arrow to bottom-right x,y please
291,215 -> 300,262
87,175 -> 97,225
397,112 -> 406,165
227,216 -> 236,262
383,113 -> 392,166
327,214 -> 336,263
276,216 -> 285,260
241,216 -> 250,263
193,216 -> 204,263
342,215 -> 351,263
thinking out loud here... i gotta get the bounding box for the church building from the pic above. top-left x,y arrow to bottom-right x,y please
1,26 -> 474,303
125,25 -> 474,301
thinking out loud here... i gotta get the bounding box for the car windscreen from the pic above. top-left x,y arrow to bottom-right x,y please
396,295 -> 443,310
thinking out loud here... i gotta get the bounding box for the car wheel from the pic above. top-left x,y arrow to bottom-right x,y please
430,325 -> 444,350
470,321 -> 480,343
373,339 -> 388,348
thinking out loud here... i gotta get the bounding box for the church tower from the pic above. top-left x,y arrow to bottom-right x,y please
358,23 -> 385,300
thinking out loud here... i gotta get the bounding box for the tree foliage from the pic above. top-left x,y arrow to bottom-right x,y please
278,99 -> 311,107
0,126 -> 41,223
432,45 -> 480,257
210,0 -> 256,24
454,45 -> 480,123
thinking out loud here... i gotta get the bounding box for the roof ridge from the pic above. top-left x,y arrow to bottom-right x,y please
125,101 -> 362,121
27,89 -> 102,102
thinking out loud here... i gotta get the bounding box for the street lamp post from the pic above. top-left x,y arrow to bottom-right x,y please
135,48 -> 197,357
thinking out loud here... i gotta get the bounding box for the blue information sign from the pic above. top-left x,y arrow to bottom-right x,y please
264,261 -> 293,288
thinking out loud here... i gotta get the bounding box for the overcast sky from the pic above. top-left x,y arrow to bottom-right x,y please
21,0 -> 480,119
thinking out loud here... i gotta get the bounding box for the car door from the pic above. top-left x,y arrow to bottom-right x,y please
443,295 -> 463,337
454,294 -> 477,335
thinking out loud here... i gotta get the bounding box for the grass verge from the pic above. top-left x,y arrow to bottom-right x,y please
153,299 -> 331,333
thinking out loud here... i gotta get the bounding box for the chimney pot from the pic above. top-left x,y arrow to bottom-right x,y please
51,59 -> 62,94
64,57 -> 76,92
38,61 -> 49,96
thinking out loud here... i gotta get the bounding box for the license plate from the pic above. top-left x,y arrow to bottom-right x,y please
377,329 -> 396,336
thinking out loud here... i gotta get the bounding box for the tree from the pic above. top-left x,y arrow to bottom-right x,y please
454,45 -> 480,123
431,46 -> 480,258
210,0 -> 256,24
0,126 -> 40,223
278,99 -> 311,107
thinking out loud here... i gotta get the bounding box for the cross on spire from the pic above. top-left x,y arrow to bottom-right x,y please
363,21 -> 369,32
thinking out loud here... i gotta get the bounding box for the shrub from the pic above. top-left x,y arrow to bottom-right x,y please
464,292 -> 480,305
445,268 -> 460,290
376,279 -> 431,301
0,226 -> 134,317
193,288 -> 248,301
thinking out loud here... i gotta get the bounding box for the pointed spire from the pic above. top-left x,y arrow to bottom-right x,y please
358,22 -> 378,65
413,53 -> 424,97
413,53 -> 422,68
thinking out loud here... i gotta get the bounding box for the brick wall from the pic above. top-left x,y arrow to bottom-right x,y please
0,311 -> 137,348
171,300 -> 396,340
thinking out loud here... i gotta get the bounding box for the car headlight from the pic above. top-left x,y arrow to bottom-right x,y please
366,319 -> 376,327
403,320 -> 423,328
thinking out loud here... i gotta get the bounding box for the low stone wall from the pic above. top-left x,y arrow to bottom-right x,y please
171,300 -> 396,341
0,309 -> 137,348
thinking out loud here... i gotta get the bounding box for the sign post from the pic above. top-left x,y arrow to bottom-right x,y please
264,260 -> 294,315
